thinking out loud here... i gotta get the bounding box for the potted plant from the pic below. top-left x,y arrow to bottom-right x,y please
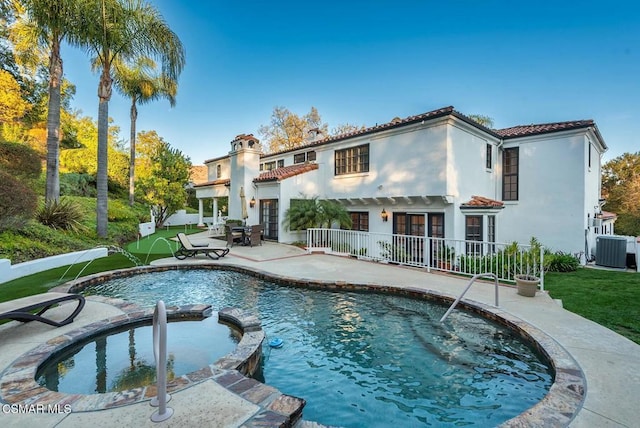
514,272 -> 540,297
436,245 -> 455,270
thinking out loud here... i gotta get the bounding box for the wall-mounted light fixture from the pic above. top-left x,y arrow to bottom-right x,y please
249,197 -> 256,208
381,208 -> 388,222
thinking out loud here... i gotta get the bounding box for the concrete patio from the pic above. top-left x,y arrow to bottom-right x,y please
1,234 -> 638,427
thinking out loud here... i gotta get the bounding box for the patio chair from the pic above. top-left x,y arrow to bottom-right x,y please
248,224 -> 264,247
225,225 -> 245,247
0,292 -> 86,328
175,233 -> 230,260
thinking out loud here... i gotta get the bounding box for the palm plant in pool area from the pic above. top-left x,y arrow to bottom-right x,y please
283,196 -> 352,231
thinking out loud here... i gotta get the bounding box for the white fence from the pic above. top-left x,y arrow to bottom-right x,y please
306,228 -> 544,288
0,248 -> 108,284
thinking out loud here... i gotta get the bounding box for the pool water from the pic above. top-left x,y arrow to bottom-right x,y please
81,269 -> 552,427
36,316 -> 239,394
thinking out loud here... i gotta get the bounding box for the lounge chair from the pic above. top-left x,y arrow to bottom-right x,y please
0,292 -> 85,328
175,233 -> 230,260
248,224 -> 264,247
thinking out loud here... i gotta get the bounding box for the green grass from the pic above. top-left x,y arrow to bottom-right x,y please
545,268 -> 640,344
125,225 -> 203,255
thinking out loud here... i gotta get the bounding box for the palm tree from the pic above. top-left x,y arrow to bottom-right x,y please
82,0 -> 185,237
113,57 -> 177,206
20,0 -> 84,203
283,196 -> 352,231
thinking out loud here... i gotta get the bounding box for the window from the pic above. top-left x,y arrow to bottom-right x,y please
294,153 -> 305,164
263,161 -> 276,171
349,212 -> 369,231
502,147 -> 519,201
307,151 -> 316,161
487,215 -> 495,253
335,144 -> 369,175
259,163 -> 264,171
588,143 -> 592,168
277,159 -> 284,168
465,216 -> 483,255
486,144 -> 492,170
216,164 -> 221,178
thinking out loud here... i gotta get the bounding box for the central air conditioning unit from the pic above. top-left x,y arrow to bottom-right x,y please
595,236 -> 627,268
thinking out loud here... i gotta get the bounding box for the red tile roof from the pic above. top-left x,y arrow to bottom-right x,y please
254,163 -> 319,182
460,195 -> 504,209
193,178 -> 230,188
494,120 -> 595,138
597,211 -> 617,220
265,106 -> 456,157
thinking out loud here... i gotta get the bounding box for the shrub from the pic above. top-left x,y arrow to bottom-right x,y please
108,199 -> 138,222
0,141 -> 41,180
545,251 -> 580,272
60,173 -> 96,197
37,198 -> 85,232
0,171 -> 37,231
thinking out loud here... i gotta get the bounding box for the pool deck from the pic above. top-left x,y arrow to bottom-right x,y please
1,235 -> 638,427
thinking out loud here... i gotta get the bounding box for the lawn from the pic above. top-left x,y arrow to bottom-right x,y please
545,268 -> 640,344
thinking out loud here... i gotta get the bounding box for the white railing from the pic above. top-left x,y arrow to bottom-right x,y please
150,300 -> 173,422
440,273 -> 499,322
306,228 -> 544,288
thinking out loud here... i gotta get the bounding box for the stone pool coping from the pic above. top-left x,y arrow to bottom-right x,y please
0,264 -> 586,427
47,263 -> 587,427
0,297 -> 305,427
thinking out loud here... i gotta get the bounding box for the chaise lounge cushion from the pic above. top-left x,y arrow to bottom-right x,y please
175,233 -> 230,260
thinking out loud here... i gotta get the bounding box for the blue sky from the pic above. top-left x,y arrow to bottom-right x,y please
61,1 -> 639,164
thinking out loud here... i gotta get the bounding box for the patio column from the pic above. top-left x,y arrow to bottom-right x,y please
213,198 -> 219,223
197,199 -> 204,226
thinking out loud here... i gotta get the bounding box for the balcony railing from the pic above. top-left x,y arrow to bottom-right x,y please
306,228 -> 544,289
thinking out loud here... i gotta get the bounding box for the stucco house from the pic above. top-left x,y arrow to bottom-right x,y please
194,106 -> 612,259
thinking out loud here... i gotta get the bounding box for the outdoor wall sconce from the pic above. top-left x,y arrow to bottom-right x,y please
381,208 -> 388,222
249,197 -> 256,208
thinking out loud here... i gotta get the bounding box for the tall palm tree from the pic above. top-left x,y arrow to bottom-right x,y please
82,0 -> 185,237
20,0 -> 84,203
113,57 -> 177,206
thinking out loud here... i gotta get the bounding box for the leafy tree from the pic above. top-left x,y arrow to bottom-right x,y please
59,114 -> 128,188
283,195 -> 352,231
113,56 -> 177,206
602,151 -> 640,235
135,131 -> 191,227
82,0 -> 185,238
0,69 -> 29,126
259,106 -> 328,153
467,114 -> 494,128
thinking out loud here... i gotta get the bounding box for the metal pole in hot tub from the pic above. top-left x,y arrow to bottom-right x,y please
150,300 -> 173,422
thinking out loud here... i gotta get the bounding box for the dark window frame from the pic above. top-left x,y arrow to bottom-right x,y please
465,215 -> 483,256
335,144 -> 370,175
293,153 -> 305,164
502,147 -> 519,201
349,211 -> 369,231
486,143 -> 492,170
277,159 -> 284,168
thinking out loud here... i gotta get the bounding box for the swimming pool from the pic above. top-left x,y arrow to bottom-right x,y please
36,316 -> 240,394
79,267 -> 553,427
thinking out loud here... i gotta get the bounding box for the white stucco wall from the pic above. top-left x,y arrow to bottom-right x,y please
497,132 -> 588,252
